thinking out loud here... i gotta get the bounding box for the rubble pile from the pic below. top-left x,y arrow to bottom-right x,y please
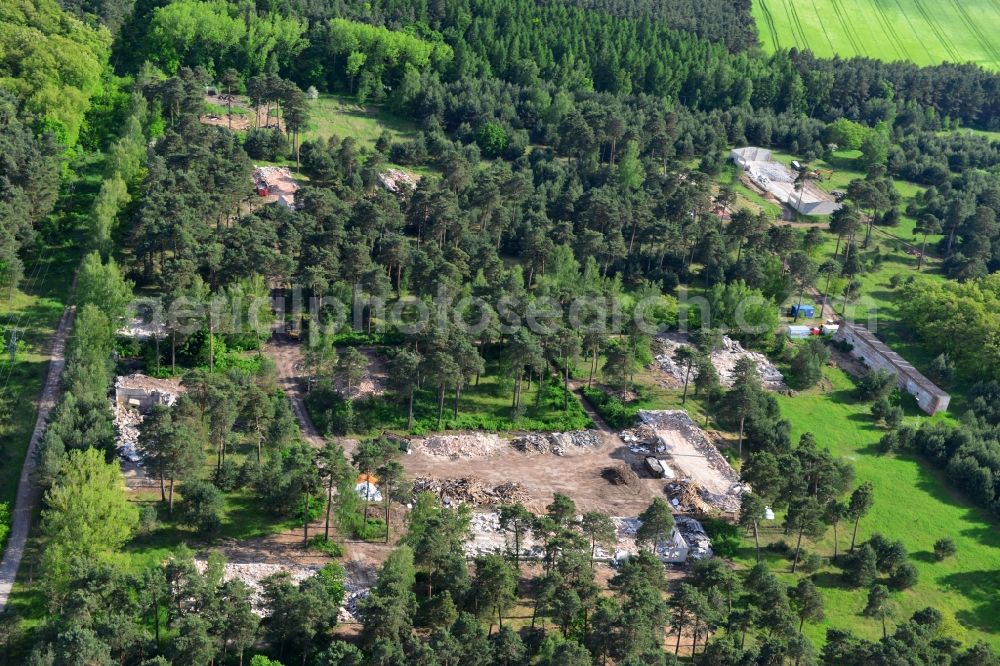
339,577 -> 372,624
413,433 -> 505,459
620,425 -> 666,454
623,410 -> 746,514
465,511 -> 543,558
653,333 -> 785,389
665,481 -> 712,514
412,477 -> 530,506
377,168 -> 417,194
602,463 -> 639,486
675,515 -> 714,559
511,430 -> 601,455
194,562 -> 322,616
113,404 -> 143,463
713,336 -> 785,388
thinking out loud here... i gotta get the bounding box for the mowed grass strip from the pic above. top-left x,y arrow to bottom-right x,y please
753,0 -> 1000,70
731,368 -> 1000,649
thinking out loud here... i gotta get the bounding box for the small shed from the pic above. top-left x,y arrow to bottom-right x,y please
787,325 -> 812,339
789,304 -> 816,318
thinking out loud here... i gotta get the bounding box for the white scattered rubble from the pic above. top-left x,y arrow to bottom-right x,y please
112,374 -> 184,466
653,333 -> 785,390
193,561 -> 322,616
117,316 -> 166,339
412,433 -> 506,459
464,511 -> 712,563
377,168 -> 417,195
114,404 -> 143,463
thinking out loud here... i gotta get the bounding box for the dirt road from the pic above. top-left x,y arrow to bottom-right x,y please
264,338 -> 323,445
0,304 -> 75,613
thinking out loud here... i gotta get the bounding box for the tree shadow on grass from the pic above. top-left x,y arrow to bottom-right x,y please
810,570 -> 852,591
940,569 -> 1000,633
911,550 -> 939,564
911,456 -> 1000,535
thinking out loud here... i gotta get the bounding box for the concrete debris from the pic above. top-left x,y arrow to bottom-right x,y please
194,561 -> 323,616
191,559 -> 372,623
113,404 -> 143,464
412,477 -> 530,507
609,516 -> 710,563
413,433 -> 505,459
510,430 -> 601,455
377,168 -> 417,195
465,511 -> 544,559
340,588 -> 369,624
622,410 -> 746,514
355,481 -> 382,502
653,333 -> 785,390
675,515 -> 714,560
463,510 -> 712,564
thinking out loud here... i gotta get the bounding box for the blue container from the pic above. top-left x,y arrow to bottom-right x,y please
789,304 -> 815,318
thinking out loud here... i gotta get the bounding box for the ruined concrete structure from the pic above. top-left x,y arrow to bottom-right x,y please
834,323 -> 950,415
114,374 -> 182,413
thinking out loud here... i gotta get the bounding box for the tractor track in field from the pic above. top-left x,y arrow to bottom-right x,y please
911,0 -> 961,62
948,0 -> 1000,65
829,0 -> 865,57
893,0 -> 935,63
871,0 -> 909,61
758,0 -> 781,49
810,0 -> 837,55
784,0 -> 810,48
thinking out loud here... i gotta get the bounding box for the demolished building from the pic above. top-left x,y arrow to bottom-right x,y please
834,323 -> 950,415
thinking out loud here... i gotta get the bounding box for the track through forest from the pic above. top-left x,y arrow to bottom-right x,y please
0,304 -> 75,613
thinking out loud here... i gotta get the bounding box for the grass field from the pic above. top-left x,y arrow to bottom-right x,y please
753,0 -> 1000,70
305,94 -> 417,150
729,367 -> 1000,649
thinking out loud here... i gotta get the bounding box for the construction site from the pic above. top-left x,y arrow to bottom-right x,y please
110,341 -> 741,626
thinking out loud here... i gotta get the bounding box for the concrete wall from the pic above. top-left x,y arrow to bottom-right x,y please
114,387 -> 174,412
660,529 -> 690,563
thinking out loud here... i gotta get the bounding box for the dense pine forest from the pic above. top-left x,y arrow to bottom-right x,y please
3,0 -> 1000,664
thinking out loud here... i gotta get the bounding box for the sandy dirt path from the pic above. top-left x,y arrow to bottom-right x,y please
0,304 -> 75,612
264,337 -> 323,445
